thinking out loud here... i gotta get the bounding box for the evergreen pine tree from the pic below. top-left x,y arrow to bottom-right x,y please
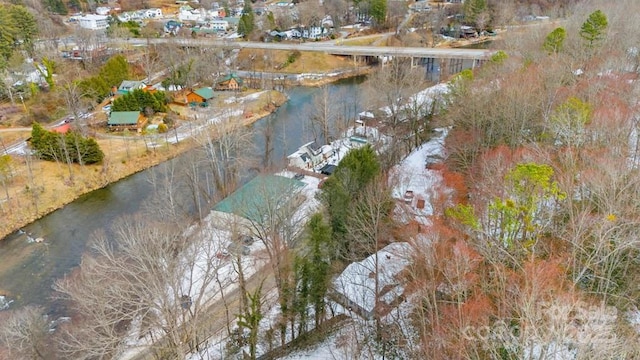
580,10 -> 608,48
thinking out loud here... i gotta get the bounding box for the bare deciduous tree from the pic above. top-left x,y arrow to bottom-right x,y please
55,216 -> 228,359
0,306 -> 50,360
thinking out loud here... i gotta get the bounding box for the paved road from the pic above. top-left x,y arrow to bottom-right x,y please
123,38 -> 494,60
1,117 -> 74,155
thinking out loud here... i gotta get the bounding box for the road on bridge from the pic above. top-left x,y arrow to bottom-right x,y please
122,38 -> 494,60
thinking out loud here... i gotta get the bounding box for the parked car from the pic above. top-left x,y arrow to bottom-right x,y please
294,173 -> 305,180
216,250 -> 231,259
228,242 -> 251,256
240,235 -> 254,245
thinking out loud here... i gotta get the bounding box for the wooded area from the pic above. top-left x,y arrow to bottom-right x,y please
3,0 -> 640,359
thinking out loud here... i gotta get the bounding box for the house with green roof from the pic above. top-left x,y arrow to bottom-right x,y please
173,87 -> 215,107
215,73 -> 244,91
107,111 -> 145,131
193,87 -> 215,103
213,174 -> 305,224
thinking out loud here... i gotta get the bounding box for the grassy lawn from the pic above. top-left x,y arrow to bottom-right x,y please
237,49 -> 355,73
339,37 -> 381,46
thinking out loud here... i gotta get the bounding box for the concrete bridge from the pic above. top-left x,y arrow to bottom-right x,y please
126,38 -> 493,60
123,38 -> 495,80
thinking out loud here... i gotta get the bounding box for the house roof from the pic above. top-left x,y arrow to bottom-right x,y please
118,80 -> 145,93
194,87 -> 215,100
333,242 -> 412,314
108,111 -> 141,125
320,164 -> 337,175
223,17 -> 240,25
218,73 -> 243,85
51,123 -> 71,134
213,174 -> 304,223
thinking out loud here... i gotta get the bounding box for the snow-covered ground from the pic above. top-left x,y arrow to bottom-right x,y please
184,82 -> 451,360
277,85 -> 452,359
390,127 -> 449,223
379,82 -> 449,119
0,295 -> 13,311
121,171 -> 324,360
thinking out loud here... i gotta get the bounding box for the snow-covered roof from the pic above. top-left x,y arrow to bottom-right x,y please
333,242 -> 412,314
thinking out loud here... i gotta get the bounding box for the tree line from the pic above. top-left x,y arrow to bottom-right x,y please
0,4 -> 38,70
111,89 -> 168,114
30,123 -> 104,165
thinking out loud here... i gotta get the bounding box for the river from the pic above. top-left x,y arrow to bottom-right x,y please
0,76 -> 366,316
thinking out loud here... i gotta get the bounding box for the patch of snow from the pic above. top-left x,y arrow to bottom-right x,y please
0,295 -> 13,310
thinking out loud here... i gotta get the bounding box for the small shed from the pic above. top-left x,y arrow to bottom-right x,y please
215,73 -> 243,91
108,111 -> 145,131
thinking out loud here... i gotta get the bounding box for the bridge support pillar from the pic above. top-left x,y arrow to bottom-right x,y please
411,57 -> 416,68
439,58 -> 448,81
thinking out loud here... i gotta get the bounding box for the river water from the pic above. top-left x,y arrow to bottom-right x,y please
0,76 -> 366,316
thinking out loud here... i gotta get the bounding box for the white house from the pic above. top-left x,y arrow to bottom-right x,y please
208,8 -> 225,17
144,8 -> 163,18
321,15 -> 333,28
178,6 -> 203,21
286,29 -> 301,38
287,141 -> 324,170
95,6 -> 111,15
78,14 -> 109,30
117,80 -> 146,94
209,19 -> 229,31
301,26 -> 328,39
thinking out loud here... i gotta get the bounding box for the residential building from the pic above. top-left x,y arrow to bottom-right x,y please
287,141 -> 325,170
173,87 -> 215,106
61,44 -> 108,61
215,73 -> 243,91
164,20 -> 182,35
209,19 -> 229,31
144,8 -> 162,18
117,80 -> 146,94
178,6 -> 203,21
301,26 -> 329,39
107,111 -> 145,131
78,14 -> 110,30
212,174 -> 305,225
222,17 -> 239,30
95,6 -> 111,15
332,242 -> 412,319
